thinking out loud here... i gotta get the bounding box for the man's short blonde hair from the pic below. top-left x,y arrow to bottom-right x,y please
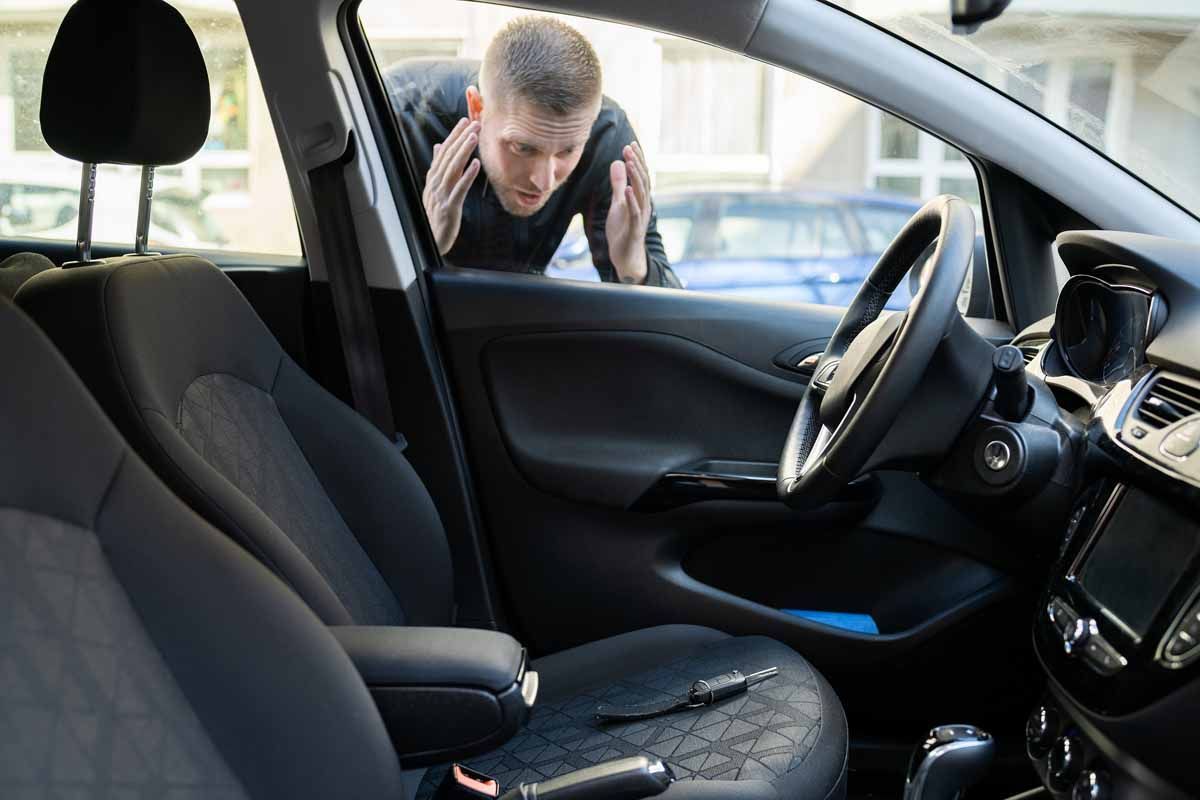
481,16 -> 602,115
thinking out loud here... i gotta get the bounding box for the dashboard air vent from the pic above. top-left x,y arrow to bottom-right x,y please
1137,375 -> 1200,429
1017,339 -> 1048,366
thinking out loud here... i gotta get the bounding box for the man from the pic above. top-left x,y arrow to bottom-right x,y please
383,16 -> 681,287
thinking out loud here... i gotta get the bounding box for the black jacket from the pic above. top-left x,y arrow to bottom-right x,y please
383,59 -> 680,288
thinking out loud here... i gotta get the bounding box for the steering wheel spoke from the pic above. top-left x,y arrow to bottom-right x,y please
801,393 -> 857,477
809,358 -> 840,395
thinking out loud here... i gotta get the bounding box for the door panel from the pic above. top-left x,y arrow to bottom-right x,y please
431,266 -> 1039,745
485,330 -> 802,508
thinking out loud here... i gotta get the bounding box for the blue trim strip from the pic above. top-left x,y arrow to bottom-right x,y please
782,610 -> 879,634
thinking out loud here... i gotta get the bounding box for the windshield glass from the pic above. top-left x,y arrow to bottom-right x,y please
829,1 -> 1200,217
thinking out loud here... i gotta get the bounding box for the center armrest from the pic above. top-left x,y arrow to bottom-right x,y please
331,626 -> 538,767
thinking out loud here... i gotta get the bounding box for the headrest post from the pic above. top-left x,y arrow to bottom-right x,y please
74,162 -> 97,264
134,165 -> 155,255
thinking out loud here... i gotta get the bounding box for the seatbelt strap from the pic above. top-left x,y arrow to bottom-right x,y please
595,667 -> 778,722
307,136 -> 401,444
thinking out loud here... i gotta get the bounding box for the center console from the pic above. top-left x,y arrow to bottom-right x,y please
1027,479 -> 1200,799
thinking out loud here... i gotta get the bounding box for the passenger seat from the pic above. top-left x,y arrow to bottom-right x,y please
0,294 -> 405,797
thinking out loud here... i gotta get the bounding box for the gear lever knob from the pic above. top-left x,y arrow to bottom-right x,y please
903,724 -> 994,800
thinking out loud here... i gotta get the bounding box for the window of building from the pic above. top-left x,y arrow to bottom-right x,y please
867,110 -> 979,212
372,38 -> 462,69
0,3 -> 300,255
879,113 -> 919,160
659,41 -> 767,158
1008,63 -> 1049,113
1067,59 -> 1115,149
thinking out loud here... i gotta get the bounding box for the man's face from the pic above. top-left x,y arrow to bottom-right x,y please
471,91 -> 599,217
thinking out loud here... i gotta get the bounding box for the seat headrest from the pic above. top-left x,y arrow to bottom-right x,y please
0,253 -> 56,300
40,0 -> 210,166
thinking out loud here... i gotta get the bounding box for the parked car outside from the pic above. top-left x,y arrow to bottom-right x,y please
0,168 -> 227,250
547,188 -> 923,309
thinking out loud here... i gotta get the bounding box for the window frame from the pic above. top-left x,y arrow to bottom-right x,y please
348,0 -> 997,319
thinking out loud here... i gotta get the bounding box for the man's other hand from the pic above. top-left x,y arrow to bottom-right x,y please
424,118 -> 482,255
606,141 -> 652,284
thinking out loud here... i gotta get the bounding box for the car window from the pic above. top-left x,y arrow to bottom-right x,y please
654,201 -> 700,263
359,0 -> 987,312
819,209 -> 853,259
0,2 -> 301,256
854,205 -> 914,252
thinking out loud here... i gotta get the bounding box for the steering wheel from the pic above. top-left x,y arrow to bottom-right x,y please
777,195 -> 976,509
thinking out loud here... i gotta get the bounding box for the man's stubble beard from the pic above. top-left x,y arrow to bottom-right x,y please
480,159 -> 551,218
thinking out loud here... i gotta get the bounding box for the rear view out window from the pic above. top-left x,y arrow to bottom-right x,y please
0,2 -> 301,256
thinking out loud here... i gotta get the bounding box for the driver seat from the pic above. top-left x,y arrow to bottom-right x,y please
14,1 -> 848,797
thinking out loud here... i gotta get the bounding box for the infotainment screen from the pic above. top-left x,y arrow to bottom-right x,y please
1076,488 -> 1200,638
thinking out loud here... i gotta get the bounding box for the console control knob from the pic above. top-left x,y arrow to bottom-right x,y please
1048,736 -> 1084,792
1073,770 -> 1110,800
993,345 -> 1030,420
1025,705 -> 1058,759
1064,617 -> 1098,656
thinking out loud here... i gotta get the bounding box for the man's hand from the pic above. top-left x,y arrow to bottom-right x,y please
606,141 -> 652,284
424,118 -> 481,255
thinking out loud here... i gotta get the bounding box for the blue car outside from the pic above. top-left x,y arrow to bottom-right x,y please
546,189 -> 922,310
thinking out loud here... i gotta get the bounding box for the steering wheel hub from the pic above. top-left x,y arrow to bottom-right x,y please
777,195 -> 980,509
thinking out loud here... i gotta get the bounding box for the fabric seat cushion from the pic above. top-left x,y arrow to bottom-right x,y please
415,625 -> 848,800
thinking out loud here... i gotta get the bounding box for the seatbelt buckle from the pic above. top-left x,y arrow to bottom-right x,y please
434,764 -> 500,799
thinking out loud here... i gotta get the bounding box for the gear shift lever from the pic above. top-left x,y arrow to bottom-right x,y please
903,724 -> 994,800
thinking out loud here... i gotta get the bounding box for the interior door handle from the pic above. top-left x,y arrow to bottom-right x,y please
631,459 -> 881,512
773,340 -> 828,376
631,460 -> 777,511
794,353 -> 820,375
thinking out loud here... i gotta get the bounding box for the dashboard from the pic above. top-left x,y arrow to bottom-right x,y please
1010,231 -> 1200,800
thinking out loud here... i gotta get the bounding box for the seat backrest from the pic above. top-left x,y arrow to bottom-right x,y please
17,0 -> 455,629
18,253 -> 455,629
0,293 -> 405,798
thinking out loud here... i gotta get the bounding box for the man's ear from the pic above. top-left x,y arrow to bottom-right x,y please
466,85 -> 484,122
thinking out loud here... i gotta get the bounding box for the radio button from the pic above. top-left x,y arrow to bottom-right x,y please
1073,770 -> 1111,800
1165,633 -> 1194,659
1162,421 -> 1200,458
1082,633 -> 1127,675
1048,736 -> 1084,792
1160,601 -> 1200,667
1048,598 -> 1078,635
1026,705 -> 1058,759
1064,617 -> 1097,657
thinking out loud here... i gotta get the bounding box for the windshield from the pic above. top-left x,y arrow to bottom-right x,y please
829,1 -> 1200,218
